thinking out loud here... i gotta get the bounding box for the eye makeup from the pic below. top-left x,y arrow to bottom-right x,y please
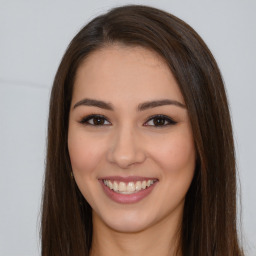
79,114 -> 111,126
78,114 -> 177,128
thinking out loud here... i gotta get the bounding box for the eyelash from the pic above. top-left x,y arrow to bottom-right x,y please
79,114 -> 177,127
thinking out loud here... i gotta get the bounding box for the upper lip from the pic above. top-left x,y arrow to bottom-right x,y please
99,176 -> 159,182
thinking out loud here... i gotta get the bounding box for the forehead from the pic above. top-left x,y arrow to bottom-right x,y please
73,44 -> 184,105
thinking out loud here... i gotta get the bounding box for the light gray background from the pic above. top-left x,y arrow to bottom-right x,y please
0,0 -> 255,255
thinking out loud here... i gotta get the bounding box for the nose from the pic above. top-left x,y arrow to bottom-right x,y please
107,125 -> 146,169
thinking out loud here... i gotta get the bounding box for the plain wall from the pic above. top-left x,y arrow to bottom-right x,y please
0,0 -> 255,255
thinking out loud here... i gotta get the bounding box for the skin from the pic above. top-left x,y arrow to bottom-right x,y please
68,44 -> 196,256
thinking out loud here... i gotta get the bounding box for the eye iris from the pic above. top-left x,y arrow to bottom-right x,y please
153,117 -> 165,126
93,117 -> 104,125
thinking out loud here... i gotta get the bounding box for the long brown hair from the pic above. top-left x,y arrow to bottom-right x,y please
41,5 -> 243,256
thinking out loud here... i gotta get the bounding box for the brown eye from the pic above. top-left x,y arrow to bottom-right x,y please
79,115 -> 111,126
145,115 -> 177,127
92,117 -> 105,125
153,117 -> 166,126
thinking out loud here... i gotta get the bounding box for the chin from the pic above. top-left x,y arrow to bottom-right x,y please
105,218 -> 151,233
94,207 -> 158,233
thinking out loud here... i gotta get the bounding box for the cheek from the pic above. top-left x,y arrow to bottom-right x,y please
150,130 -> 196,175
149,130 -> 196,212
68,130 -> 104,176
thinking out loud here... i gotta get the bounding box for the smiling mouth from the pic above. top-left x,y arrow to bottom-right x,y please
102,179 -> 158,194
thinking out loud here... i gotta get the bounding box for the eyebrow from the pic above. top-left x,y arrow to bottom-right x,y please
73,98 -> 186,111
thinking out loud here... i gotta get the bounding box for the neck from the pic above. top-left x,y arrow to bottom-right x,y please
89,210 -> 182,256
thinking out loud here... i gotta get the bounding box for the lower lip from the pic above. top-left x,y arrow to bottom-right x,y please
99,180 -> 158,204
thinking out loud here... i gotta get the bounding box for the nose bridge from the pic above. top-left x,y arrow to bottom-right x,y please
107,123 -> 146,168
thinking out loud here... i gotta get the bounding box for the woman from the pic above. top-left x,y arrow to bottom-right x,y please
41,5 -> 244,256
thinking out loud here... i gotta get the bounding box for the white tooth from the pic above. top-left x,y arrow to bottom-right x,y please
127,182 -> 135,192
113,181 -> 118,192
147,180 -> 151,187
108,180 -> 113,189
135,181 -> 142,191
142,180 -> 146,189
118,182 -> 126,192
150,180 -> 154,185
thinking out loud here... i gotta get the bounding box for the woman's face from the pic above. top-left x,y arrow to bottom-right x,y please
68,45 -> 196,233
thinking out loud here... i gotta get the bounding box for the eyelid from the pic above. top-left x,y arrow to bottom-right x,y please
144,114 -> 177,127
79,114 -> 111,126
78,114 -> 177,127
